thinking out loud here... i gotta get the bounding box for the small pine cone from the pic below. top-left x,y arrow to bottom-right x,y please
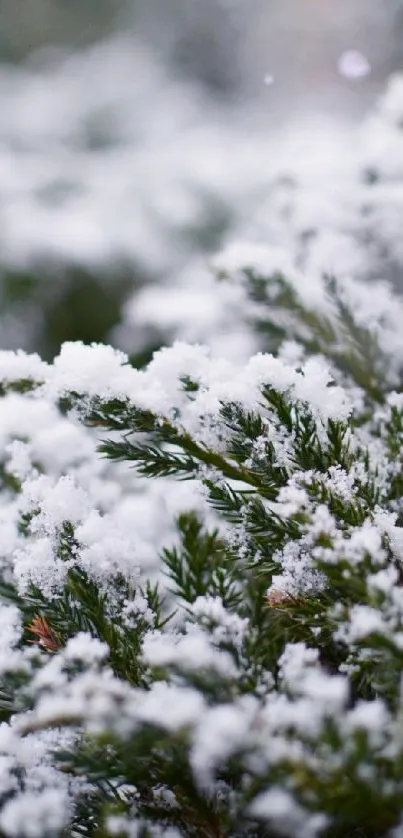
28,616 -> 62,653
265,587 -> 294,608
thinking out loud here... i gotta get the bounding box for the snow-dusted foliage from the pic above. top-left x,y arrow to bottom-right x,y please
4,19 -> 403,832
1,211 -> 403,837
114,69 -> 403,361
3,31 -> 403,362
0,33 -> 264,357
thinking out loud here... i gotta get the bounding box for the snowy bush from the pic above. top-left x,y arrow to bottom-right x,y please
1,225 -> 403,837
3,29 -> 403,362
114,68 -> 403,362
3,13 -> 403,832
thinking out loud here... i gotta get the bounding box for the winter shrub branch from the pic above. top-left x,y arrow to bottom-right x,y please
0,253 -> 402,838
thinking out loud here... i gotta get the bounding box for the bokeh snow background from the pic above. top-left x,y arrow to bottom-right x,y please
1,0 -> 403,360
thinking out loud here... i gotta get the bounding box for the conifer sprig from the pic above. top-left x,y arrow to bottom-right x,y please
0,256 -> 402,836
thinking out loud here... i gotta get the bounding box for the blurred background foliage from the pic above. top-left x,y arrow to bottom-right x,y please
1,0 -> 403,362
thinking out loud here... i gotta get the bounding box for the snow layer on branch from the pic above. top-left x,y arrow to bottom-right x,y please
0,724 -> 83,838
0,366 -> 213,597
249,788 -> 328,838
0,329 -> 390,605
143,596 -> 248,678
43,341 -> 352,433
0,351 -> 47,384
0,789 -> 72,838
213,240 -> 325,312
143,628 -> 237,678
119,260 -> 259,362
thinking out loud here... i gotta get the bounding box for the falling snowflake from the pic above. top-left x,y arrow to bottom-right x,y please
337,50 -> 371,80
